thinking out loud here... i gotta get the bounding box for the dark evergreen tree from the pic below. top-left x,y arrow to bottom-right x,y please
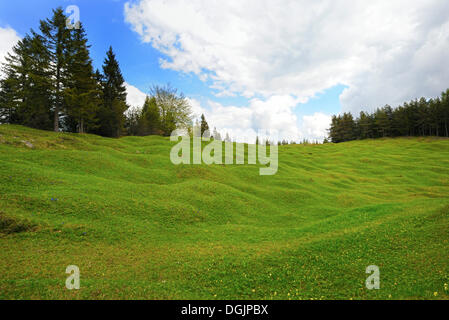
329,115 -> 347,143
138,96 -> 161,136
442,89 -> 449,137
200,114 -> 209,137
0,79 -> 14,123
341,113 -> 356,141
358,111 -> 374,139
125,108 -> 141,136
429,98 -> 442,137
391,105 -> 406,136
416,97 -> 430,136
1,33 -> 53,129
39,7 -> 72,132
0,68 -> 21,124
95,47 -> 128,137
63,23 -> 100,133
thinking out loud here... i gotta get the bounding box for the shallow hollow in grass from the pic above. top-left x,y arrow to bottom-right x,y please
0,213 -> 36,235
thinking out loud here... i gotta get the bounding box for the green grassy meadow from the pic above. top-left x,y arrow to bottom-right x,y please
0,124 -> 448,300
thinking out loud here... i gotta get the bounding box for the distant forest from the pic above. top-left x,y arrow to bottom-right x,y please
328,90 -> 449,143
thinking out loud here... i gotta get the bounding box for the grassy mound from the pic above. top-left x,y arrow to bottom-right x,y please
0,124 -> 448,300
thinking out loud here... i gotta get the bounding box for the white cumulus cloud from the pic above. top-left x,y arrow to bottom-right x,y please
301,113 -> 332,142
125,82 -> 147,110
0,27 -> 21,75
124,0 -> 449,113
187,96 -> 305,143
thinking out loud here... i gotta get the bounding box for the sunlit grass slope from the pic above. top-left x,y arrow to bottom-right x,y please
0,124 -> 448,300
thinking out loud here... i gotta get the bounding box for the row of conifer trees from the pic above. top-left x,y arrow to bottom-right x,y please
0,8 -> 196,138
0,8 -> 128,137
328,90 -> 449,143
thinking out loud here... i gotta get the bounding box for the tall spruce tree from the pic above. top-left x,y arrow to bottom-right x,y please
442,89 -> 449,137
200,114 -> 209,137
63,23 -> 100,133
374,107 -> 391,138
96,47 -> 128,137
138,96 -> 161,136
392,105 -> 410,137
0,64 -> 21,124
1,37 -> 31,125
125,107 -> 141,136
341,113 -> 356,141
358,111 -> 374,139
417,97 -> 431,136
0,79 -> 13,123
39,7 -> 72,132
429,98 -> 442,137
1,33 -> 53,129
329,115 -> 343,143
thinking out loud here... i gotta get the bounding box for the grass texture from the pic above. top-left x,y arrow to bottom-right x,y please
0,124 -> 448,300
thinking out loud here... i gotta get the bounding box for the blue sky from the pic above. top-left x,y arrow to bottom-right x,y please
1,0 -> 448,142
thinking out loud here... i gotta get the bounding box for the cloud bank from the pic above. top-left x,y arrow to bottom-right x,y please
188,96 -> 330,143
125,0 -> 449,115
0,27 -> 21,76
125,82 -> 147,110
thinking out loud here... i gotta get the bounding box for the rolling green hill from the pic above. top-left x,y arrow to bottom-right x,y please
0,124 -> 448,300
